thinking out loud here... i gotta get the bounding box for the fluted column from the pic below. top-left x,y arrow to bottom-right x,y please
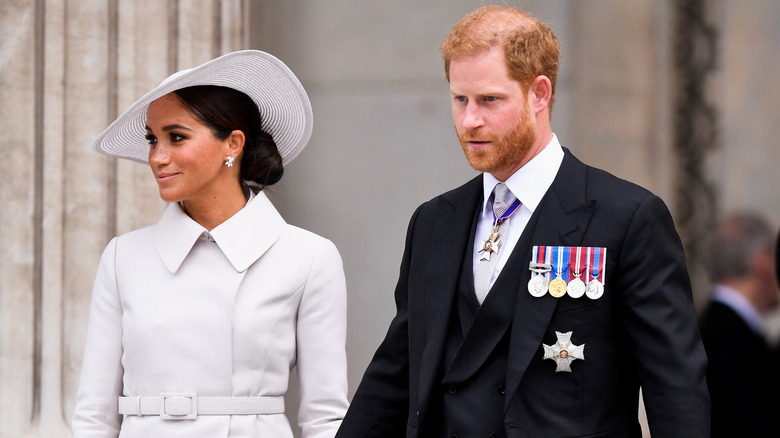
0,1 -> 247,436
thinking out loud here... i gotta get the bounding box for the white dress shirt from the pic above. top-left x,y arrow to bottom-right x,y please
472,134 -> 564,292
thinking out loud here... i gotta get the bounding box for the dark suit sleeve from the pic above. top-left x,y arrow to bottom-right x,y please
614,194 -> 710,437
336,205 -> 422,437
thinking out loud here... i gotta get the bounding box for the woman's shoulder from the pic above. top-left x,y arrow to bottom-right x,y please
104,224 -> 157,257
114,224 -> 156,243
280,224 -> 336,249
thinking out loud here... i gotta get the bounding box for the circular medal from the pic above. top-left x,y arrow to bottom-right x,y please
528,274 -> 549,297
548,277 -> 567,298
586,280 -> 604,299
566,277 -> 586,298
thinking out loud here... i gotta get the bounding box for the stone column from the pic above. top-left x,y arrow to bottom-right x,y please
671,0 -> 720,307
0,1 -> 247,436
0,1 -> 38,436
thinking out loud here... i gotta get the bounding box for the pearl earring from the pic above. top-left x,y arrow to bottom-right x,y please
225,156 -> 235,167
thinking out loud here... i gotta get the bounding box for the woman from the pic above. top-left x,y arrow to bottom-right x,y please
71,50 -> 348,438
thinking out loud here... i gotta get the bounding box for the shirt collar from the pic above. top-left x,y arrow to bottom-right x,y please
712,283 -> 765,334
153,190 -> 286,273
481,133 -> 564,214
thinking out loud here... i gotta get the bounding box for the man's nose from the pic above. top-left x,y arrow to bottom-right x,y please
461,102 -> 485,130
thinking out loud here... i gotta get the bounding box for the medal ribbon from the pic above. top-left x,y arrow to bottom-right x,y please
599,247 -> 607,284
568,247 -> 585,281
553,246 -> 568,280
532,246 -> 552,280
589,247 -> 607,284
536,246 -> 551,269
492,198 -> 522,226
544,247 -> 552,279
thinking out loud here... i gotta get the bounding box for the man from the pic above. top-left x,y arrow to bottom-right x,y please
699,213 -> 779,438
337,6 -> 709,437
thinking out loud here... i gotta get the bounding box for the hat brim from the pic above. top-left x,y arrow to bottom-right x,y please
93,50 -> 312,166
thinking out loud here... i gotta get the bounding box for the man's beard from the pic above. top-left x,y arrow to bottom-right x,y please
458,112 -> 536,177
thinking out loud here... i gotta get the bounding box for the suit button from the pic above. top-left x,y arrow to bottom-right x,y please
497,384 -> 506,395
489,434 -> 497,438
448,385 -> 458,394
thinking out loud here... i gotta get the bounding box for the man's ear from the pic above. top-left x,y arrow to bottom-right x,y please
529,75 -> 553,113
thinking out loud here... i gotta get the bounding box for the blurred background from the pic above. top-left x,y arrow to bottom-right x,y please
1,0 -> 778,437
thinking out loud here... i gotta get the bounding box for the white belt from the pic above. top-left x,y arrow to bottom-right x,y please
118,393 -> 284,420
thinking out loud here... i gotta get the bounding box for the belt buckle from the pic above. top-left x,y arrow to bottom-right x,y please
159,393 -> 198,420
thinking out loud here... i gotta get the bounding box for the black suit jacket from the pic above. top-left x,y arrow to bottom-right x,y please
338,150 -> 710,437
700,299 -> 778,438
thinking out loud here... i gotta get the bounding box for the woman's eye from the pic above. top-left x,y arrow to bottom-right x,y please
170,133 -> 185,142
144,134 -> 157,145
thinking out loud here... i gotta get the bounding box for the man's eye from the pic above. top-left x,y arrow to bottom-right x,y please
484,96 -> 497,102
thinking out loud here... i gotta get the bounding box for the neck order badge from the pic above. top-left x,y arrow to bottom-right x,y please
478,185 -> 522,262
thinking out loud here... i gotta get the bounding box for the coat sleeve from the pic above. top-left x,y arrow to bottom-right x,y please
336,205 -> 423,438
71,237 -> 124,438
295,238 -> 350,438
615,194 -> 710,437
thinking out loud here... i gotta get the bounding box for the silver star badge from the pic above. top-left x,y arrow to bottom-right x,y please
543,331 -> 585,373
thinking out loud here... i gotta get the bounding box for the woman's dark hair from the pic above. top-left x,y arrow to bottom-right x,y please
172,85 -> 283,187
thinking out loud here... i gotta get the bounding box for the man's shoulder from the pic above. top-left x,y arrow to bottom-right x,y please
699,300 -> 745,334
419,174 -> 483,210
577,157 -> 654,200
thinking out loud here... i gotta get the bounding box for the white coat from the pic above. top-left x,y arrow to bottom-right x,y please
72,191 -> 349,438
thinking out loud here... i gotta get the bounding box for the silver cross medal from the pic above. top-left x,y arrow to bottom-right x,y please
478,224 -> 502,261
543,331 -> 585,372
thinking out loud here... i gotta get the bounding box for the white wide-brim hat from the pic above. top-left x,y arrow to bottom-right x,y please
93,50 -> 312,166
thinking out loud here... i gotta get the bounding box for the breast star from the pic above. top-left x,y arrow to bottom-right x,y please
543,331 -> 585,373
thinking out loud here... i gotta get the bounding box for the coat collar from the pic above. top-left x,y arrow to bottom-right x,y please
153,190 -> 286,273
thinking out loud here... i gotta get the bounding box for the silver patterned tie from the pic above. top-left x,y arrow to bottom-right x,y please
474,182 -> 516,304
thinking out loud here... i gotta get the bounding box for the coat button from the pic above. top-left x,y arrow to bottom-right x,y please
489,434 -> 497,438
497,384 -> 506,395
448,385 -> 458,394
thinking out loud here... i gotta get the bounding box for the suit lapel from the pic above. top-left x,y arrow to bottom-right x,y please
441,228 -> 529,384
504,150 -> 595,409
417,176 -> 484,411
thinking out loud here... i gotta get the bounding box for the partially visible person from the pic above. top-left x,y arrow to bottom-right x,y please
71,50 -> 348,437
699,212 -> 780,438
776,227 -> 780,286
337,5 -> 709,438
